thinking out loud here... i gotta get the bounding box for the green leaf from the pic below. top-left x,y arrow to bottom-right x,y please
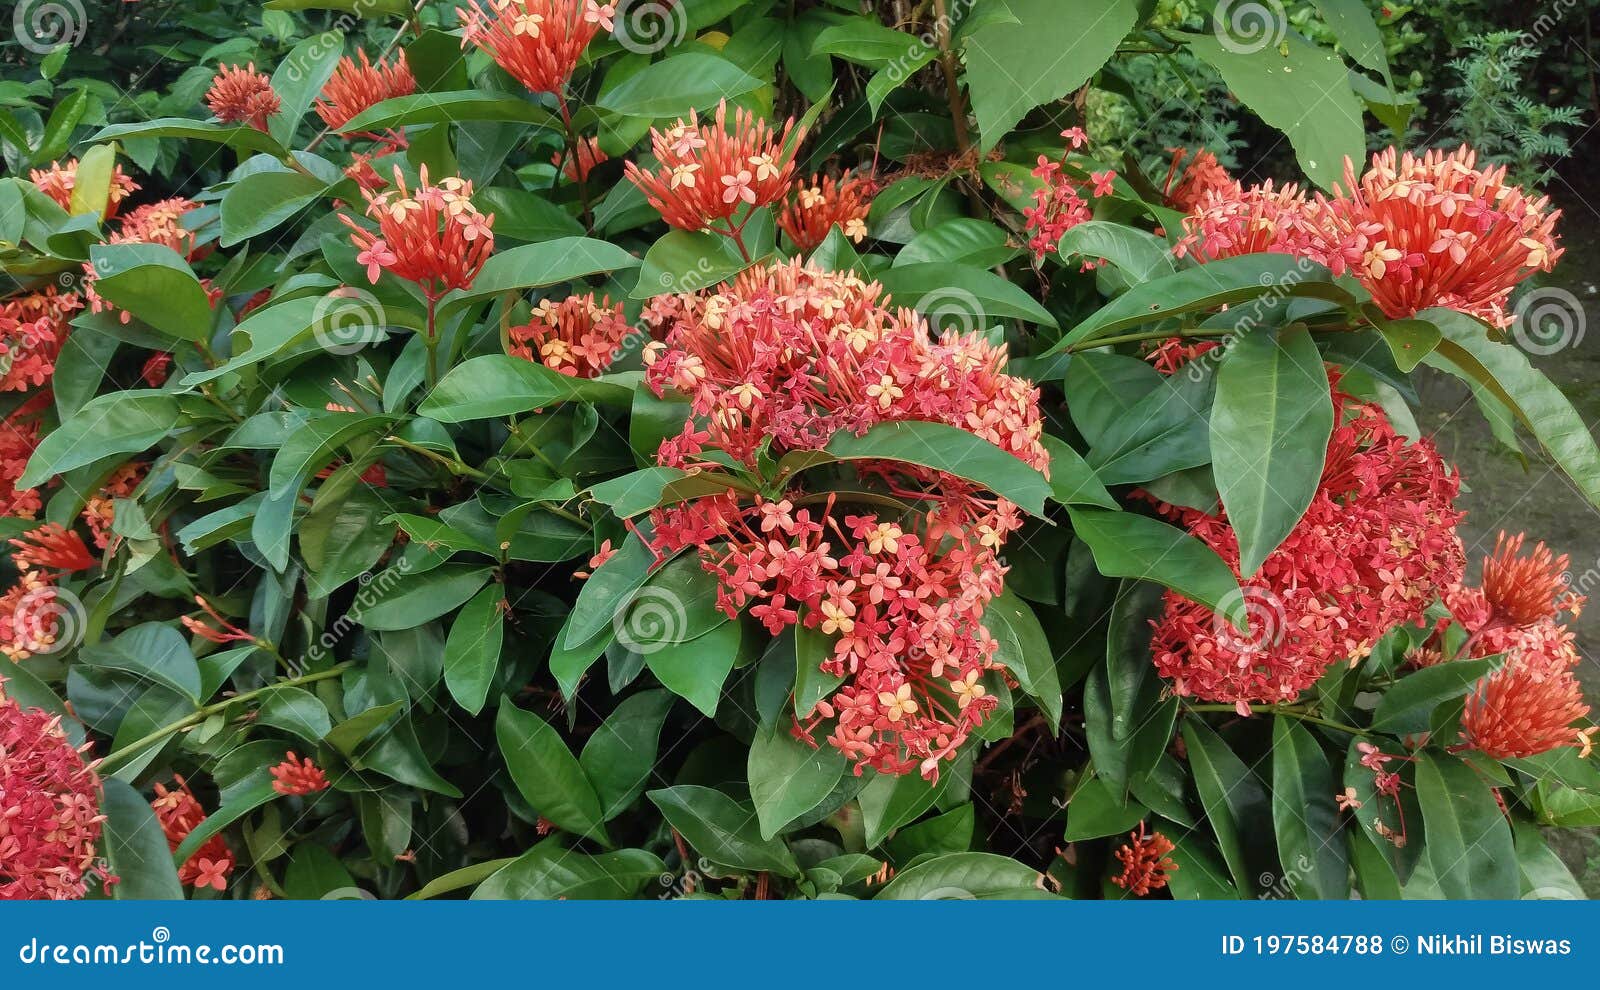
474,843 -> 664,900
1312,0 -> 1390,79
89,244 -> 214,341
340,92 -> 559,133
256,686 -> 334,740
443,584 -> 505,716
820,420 -> 1052,516
1415,752 -> 1518,899
875,262 -> 1058,328
355,716 -> 462,796
1376,316 -> 1440,373
1063,351 -> 1165,447
1183,720 -> 1273,897
633,229 -> 755,299
1066,508 -> 1244,625
347,563 -> 492,631
895,219 -> 1019,269
1181,30 -> 1364,189
1084,581 -> 1176,792
1270,717 -> 1350,899
1038,436 -> 1118,509
885,804 -> 975,863
440,237 -> 639,316
1514,821 -> 1586,900
68,143 -> 118,217
33,90 -> 88,165
1369,654 -> 1506,734
647,785 -> 801,876
495,700 -> 612,846
19,390 -> 177,489
1085,360 -> 1216,486
857,754 -> 968,848
270,31 -> 347,145
1211,326 -> 1334,576
1057,221 -> 1175,284
873,852 -> 1044,899
1063,775 -> 1148,840
580,690 -> 674,820
1426,308 -> 1600,509
748,725 -> 847,840
92,118 -> 291,159
643,619 -> 741,717
100,779 -> 184,900
963,0 -> 1139,151
597,53 -> 764,117
220,168 -> 331,246
1164,835 -> 1239,900
79,623 -> 201,704
1032,254 -> 1341,365
420,355 -> 634,422
983,590 -> 1060,730
588,466 -> 750,519
475,186 -> 585,242
564,529 -> 657,648
407,858 -> 519,900
794,621 -> 845,718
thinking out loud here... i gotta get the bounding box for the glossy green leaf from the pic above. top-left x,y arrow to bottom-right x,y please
89,244 -> 214,341
1269,717 -> 1349,899
983,589 -> 1061,730
1415,752 -> 1518,899
443,584 -> 506,716
580,690 -> 674,820
822,420 -> 1052,516
647,785 -> 801,876
19,390 -> 177,489
749,725 -> 847,839
1066,508 -> 1244,625
496,700 -> 612,847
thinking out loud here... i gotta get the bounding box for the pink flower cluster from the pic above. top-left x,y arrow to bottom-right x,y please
1023,127 -> 1117,261
640,262 -> 1049,778
1176,146 -> 1561,328
508,294 -> 632,378
0,683 -> 109,899
1149,384 -> 1465,711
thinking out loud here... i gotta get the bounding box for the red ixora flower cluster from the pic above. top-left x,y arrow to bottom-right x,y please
0,682 -> 109,900
1111,823 -> 1177,896
271,752 -> 331,796
0,393 -> 48,520
1160,147 -> 1232,214
30,157 -> 140,219
555,135 -> 608,183
459,0 -> 615,96
639,262 -> 1049,779
1023,127 -> 1118,262
508,294 -> 632,378
624,101 -> 804,244
152,777 -> 234,891
778,171 -> 874,252
315,50 -> 416,132
343,165 -> 495,302
1176,146 -> 1561,328
1412,534 -> 1592,760
1149,382 -> 1464,712
3,519 -> 99,665
0,285 -> 79,394
205,63 -> 281,132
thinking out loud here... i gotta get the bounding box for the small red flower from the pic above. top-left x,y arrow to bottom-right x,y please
1023,129 -> 1119,262
140,352 -> 172,387
1111,823 -> 1178,896
151,776 -> 234,891
9,524 -> 94,573
205,63 -> 281,132
1479,531 -> 1578,628
0,683 -> 109,900
340,165 -> 495,302
508,293 -> 631,378
270,752 -> 331,796
778,171 -> 874,253
81,463 -> 145,550
554,135 -> 608,183
181,595 -> 255,646
624,101 -> 804,239
459,0 -> 615,96
314,50 -> 416,131
1160,147 -> 1232,213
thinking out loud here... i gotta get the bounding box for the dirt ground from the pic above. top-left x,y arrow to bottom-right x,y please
1416,171 -> 1600,890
